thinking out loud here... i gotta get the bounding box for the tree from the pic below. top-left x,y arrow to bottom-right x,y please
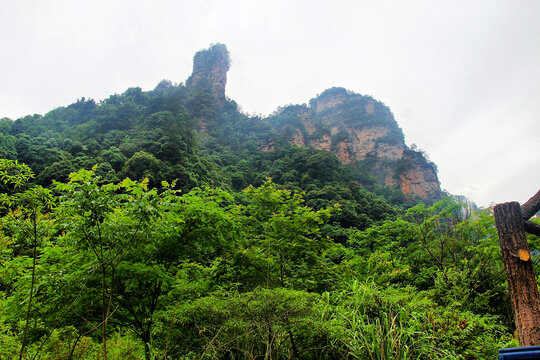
55,168 -> 159,359
112,185 -> 238,359
120,151 -> 163,187
494,199 -> 540,346
239,179 -> 338,291
0,160 -> 54,359
0,134 -> 17,160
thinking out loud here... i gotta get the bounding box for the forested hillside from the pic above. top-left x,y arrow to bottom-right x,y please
1,44 -> 537,359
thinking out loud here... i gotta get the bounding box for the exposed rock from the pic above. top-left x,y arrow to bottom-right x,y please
187,43 -> 230,102
398,150 -> 441,199
267,87 -> 442,200
260,141 -> 275,152
310,88 -> 347,112
365,102 -> 375,115
347,126 -> 403,162
376,142 -> 405,161
291,129 -> 306,147
335,141 -> 352,164
310,134 -> 332,151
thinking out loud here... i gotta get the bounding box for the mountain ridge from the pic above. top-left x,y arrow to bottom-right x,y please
188,44 -> 442,200
0,43 -> 442,203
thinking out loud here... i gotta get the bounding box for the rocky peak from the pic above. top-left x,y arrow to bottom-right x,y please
187,43 -> 230,102
267,88 -> 442,201
309,87 -> 349,112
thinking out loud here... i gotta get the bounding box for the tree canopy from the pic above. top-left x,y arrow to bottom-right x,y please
0,78 -> 527,359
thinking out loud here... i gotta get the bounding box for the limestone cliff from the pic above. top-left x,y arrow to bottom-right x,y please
186,43 -> 230,102
185,45 -> 442,201
398,149 -> 441,199
267,87 -> 442,200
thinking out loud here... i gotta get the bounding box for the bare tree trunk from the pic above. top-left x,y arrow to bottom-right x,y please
494,202 -> 540,346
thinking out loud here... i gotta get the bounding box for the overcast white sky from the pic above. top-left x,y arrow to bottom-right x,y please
1,0 -> 539,207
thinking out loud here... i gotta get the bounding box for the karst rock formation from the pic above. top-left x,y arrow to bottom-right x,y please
188,44 -> 442,200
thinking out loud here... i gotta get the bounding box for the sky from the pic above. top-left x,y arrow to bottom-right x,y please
1,0 -> 539,207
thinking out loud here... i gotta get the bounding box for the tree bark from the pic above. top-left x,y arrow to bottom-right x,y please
494,202 -> 540,346
521,189 -> 540,220
524,221 -> 540,236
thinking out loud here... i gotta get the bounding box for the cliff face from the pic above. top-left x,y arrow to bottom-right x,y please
187,44 -> 230,102
398,150 -> 441,199
267,88 -> 442,200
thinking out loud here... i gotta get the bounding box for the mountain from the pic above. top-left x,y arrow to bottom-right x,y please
0,45 -> 516,360
0,43 -> 441,205
187,44 -> 442,201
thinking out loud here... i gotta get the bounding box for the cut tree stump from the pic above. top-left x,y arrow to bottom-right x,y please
494,201 -> 540,346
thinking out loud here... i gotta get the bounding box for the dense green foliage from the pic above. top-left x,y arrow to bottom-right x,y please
0,158 -> 533,359
0,74 -> 534,358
